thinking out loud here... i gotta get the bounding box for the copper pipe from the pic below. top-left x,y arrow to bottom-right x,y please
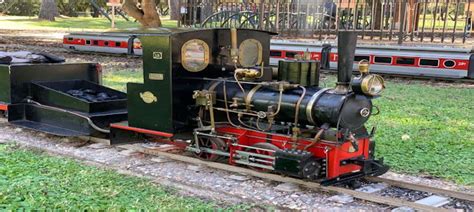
304,128 -> 325,150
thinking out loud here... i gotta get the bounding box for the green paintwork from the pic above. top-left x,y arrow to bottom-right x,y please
277,60 -> 320,87
0,63 -> 98,104
0,66 -> 11,104
126,28 -> 277,134
127,35 -> 173,133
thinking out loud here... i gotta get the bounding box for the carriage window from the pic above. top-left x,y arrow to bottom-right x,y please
420,59 -> 439,67
115,42 -> 121,47
67,37 -> 73,41
86,40 -> 91,45
104,41 -> 109,46
270,50 -> 282,57
444,60 -> 456,68
396,57 -> 415,65
285,51 -> 298,58
354,55 -> 370,62
374,56 -> 392,64
93,40 -> 99,45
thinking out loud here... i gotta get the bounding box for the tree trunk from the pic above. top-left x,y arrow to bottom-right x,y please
169,0 -> 180,20
122,0 -> 162,28
39,0 -> 59,21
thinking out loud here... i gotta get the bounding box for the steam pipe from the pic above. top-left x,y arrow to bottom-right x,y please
335,31 -> 358,93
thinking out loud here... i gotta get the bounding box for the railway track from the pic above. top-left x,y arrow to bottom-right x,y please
84,138 -> 472,211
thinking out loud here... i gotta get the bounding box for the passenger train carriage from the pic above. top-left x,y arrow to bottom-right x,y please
63,30 -> 474,79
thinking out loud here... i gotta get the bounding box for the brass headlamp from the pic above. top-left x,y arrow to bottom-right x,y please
352,60 -> 385,96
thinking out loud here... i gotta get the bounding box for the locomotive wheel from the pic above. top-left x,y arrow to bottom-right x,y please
246,142 -> 280,173
194,137 -> 226,162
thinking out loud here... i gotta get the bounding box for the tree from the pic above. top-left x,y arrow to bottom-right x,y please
39,0 -> 59,21
122,0 -> 161,28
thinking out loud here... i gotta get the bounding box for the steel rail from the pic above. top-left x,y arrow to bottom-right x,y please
115,143 -> 450,211
366,176 -> 474,202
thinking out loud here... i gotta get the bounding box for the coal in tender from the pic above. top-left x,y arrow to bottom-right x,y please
66,89 -> 119,102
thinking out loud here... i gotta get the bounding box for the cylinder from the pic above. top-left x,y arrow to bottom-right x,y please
337,31 -> 357,86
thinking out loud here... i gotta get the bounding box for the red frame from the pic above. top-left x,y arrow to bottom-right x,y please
110,123 -> 174,138
215,126 -> 369,179
111,122 -> 369,179
0,104 -> 7,111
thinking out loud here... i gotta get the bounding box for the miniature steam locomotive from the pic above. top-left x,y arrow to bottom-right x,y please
0,28 -> 389,185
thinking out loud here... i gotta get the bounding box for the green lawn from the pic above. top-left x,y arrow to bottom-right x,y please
102,69 -> 143,92
0,144 -> 221,210
0,16 -> 178,30
102,72 -> 474,186
370,82 -> 474,185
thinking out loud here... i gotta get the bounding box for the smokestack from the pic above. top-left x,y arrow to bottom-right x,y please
335,31 -> 357,93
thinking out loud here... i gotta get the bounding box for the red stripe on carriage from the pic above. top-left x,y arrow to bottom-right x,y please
110,124 -> 174,138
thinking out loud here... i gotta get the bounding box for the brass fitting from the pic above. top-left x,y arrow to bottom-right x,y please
235,68 -> 261,79
192,90 -> 216,108
291,127 -> 300,141
230,28 -> 239,64
358,60 -> 370,74
230,97 -> 241,108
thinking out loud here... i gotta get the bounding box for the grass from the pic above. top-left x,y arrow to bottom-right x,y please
370,82 -> 474,185
102,69 -> 143,92
0,16 -> 178,30
418,14 -> 468,31
0,144 -> 220,210
102,72 -> 474,186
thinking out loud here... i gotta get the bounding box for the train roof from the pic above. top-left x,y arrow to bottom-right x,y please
67,28 -> 277,37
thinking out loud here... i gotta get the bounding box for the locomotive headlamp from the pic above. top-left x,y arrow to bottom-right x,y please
360,74 -> 385,96
352,74 -> 385,96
